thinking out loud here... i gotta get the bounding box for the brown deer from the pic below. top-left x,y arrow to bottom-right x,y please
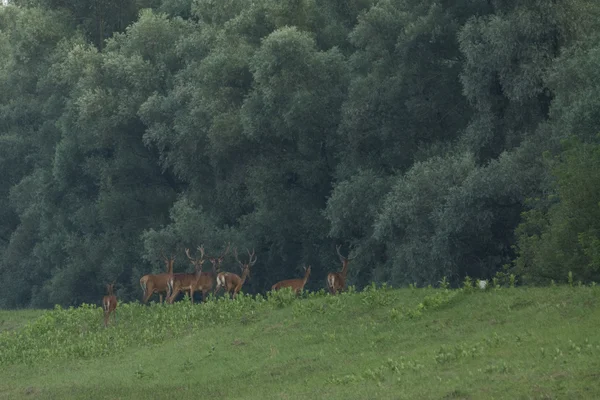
214,248 -> 256,299
140,253 -> 175,304
167,245 -> 206,304
194,242 -> 230,301
271,265 -> 311,295
327,245 -> 356,295
102,282 -> 117,327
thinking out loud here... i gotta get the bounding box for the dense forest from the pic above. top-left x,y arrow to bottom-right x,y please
1,0 -> 600,308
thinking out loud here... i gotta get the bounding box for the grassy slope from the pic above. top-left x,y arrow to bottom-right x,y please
0,287 -> 599,399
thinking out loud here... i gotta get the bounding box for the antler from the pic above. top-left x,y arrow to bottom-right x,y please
219,242 -> 231,261
185,248 -> 194,262
247,248 -> 257,266
336,245 -> 345,262
197,244 -> 205,261
233,247 -> 242,266
335,245 -> 359,261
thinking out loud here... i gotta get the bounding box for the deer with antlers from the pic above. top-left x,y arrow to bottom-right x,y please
167,245 -> 206,304
196,242 -> 230,301
271,265 -> 311,295
214,248 -> 256,299
140,253 -> 175,304
327,245 -> 356,295
102,282 -> 117,327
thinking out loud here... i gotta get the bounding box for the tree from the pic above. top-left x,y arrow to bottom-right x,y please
515,139 -> 600,284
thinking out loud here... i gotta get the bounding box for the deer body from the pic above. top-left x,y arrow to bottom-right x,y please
167,246 -> 206,304
140,255 -> 175,304
327,245 -> 355,295
102,283 -> 117,327
214,248 -> 256,299
168,270 -> 204,304
271,266 -> 311,295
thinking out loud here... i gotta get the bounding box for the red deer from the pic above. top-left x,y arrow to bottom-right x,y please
271,265 -> 311,295
167,245 -> 206,304
102,282 -> 117,327
327,245 -> 356,295
140,253 -> 175,304
214,248 -> 256,299
195,242 -> 230,301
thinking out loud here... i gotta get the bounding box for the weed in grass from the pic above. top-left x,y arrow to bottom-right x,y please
361,282 -> 394,306
462,276 -> 473,292
568,271 -> 574,287
482,362 -> 509,374
439,276 -> 450,290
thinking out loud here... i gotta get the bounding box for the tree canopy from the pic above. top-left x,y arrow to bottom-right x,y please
1,0 -> 599,307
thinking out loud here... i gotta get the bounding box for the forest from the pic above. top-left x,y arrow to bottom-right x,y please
1,0 -> 600,308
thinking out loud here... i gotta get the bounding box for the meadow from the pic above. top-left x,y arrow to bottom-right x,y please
0,283 -> 599,399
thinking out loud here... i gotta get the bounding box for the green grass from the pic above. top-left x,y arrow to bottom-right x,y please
0,309 -> 45,333
0,286 -> 599,399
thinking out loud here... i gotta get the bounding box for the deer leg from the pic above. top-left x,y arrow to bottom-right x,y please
168,288 -> 180,304
142,290 -> 152,304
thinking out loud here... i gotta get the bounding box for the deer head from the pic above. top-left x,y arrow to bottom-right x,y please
209,242 -> 231,273
234,247 -> 257,277
185,245 -> 206,272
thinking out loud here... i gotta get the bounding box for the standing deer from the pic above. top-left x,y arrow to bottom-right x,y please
102,282 -> 117,327
327,245 -> 356,295
140,253 -> 175,304
271,265 -> 311,295
167,245 -> 206,304
195,242 -> 230,302
214,248 -> 256,299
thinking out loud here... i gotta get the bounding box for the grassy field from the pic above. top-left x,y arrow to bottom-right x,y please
0,285 -> 599,399
0,309 -> 45,333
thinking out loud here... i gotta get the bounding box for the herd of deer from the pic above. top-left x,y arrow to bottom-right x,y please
102,244 -> 355,327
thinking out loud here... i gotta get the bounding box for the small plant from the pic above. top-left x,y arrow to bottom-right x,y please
439,276 -> 450,290
389,308 -> 402,321
509,274 -> 517,288
462,276 -> 474,292
493,264 -> 515,287
568,271 -> 574,287
266,287 -> 297,308
492,276 -> 500,289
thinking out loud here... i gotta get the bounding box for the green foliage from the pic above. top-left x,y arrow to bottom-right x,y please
2,0 -> 600,308
515,139 -> 600,284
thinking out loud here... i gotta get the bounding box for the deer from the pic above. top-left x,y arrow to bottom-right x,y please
102,282 -> 117,327
140,253 -> 175,304
214,247 -> 256,299
167,245 -> 206,304
194,242 -> 230,302
327,245 -> 356,295
271,265 -> 311,295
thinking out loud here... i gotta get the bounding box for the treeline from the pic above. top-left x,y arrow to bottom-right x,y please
1,0 -> 600,308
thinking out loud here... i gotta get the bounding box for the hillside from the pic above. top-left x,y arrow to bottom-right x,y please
0,286 -> 599,399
